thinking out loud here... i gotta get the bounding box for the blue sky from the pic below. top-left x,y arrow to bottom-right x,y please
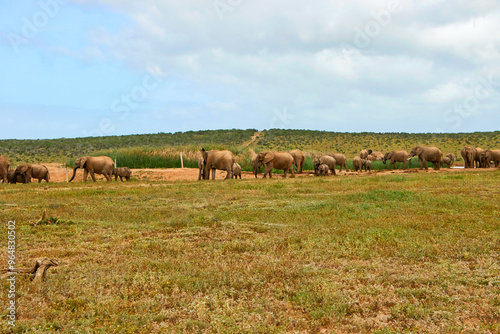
1,0 -> 499,139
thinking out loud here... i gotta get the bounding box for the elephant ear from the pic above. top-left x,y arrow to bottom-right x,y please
263,152 -> 275,164
201,148 -> 208,161
16,165 -> 29,174
79,157 -> 88,168
386,152 -> 393,159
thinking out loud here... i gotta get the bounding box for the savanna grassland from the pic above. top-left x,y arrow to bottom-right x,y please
1,169 -> 499,333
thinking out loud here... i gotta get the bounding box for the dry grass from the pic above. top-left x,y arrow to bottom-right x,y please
0,170 -> 499,333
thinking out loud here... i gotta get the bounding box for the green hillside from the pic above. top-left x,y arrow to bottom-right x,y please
1,129 -> 499,166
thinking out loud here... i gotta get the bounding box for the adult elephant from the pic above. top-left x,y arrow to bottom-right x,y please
313,155 -> 336,175
15,164 -> 50,183
383,150 -> 410,170
371,151 -> 384,161
474,148 -> 488,168
461,146 -> 476,168
256,151 -> 295,178
326,153 -> 349,172
69,156 -> 114,182
289,149 -> 305,173
483,149 -> 500,168
249,149 -> 262,178
410,146 -> 443,170
360,149 -> 373,159
201,148 -> 235,180
0,156 -> 10,184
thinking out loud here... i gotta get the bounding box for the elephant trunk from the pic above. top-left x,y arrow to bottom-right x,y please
69,166 -> 78,182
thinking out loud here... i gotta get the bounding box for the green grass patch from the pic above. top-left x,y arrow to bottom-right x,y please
0,170 -> 499,332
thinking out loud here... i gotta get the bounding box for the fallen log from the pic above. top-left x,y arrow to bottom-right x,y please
2,258 -> 58,282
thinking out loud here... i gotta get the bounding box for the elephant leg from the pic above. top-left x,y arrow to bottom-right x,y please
83,170 -> 88,182
89,170 -> 97,182
225,170 -> 231,179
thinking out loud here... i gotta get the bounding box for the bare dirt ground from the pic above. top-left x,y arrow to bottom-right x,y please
41,163 -> 495,183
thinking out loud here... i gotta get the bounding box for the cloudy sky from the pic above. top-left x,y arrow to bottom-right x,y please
1,0 -> 499,139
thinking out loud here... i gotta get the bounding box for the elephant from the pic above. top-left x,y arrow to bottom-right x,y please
440,157 -> 453,168
0,155 -> 10,184
69,156 -> 114,182
313,155 -> 337,176
383,150 -> 410,170
7,169 -> 28,184
352,156 -> 363,172
326,153 -> 349,172
360,149 -> 373,159
474,148 -> 488,168
371,151 -> 384,161
317,164 -> 330,176
231,163 -> 242,179
289,149 -> 305,173
446,153 -> 456,167
461,146 -> 476,168
15,164 -> 50,183
201,148 -> 235,180
256,151 -> 295,178
197,157 -> 205,180
249,149 -> 262,178
410,146 -> 442,170
363,159 -> 372,172
113,167 -> 132,181
483,149 -> 500,168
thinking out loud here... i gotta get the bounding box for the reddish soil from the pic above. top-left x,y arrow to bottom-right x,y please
41,163 -> 494,183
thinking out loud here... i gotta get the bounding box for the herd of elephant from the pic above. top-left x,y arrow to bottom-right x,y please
0,145 -> 498,184
199,146 -> 500,180
0,155 -> 132,184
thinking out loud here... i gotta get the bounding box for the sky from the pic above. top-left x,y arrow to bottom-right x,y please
1,0 -> 499,139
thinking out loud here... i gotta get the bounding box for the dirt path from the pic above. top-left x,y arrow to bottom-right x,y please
242,131 -> 263,147
40,163 -> 494,183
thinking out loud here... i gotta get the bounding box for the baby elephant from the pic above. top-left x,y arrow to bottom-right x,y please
198,158 -> 205,180
352,156 -> 363,172
7,169 -> 28,183
317,164 -> 330,176
232,163 -> 242,179
113,167 -> 132,181
362,159 -> 372,172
